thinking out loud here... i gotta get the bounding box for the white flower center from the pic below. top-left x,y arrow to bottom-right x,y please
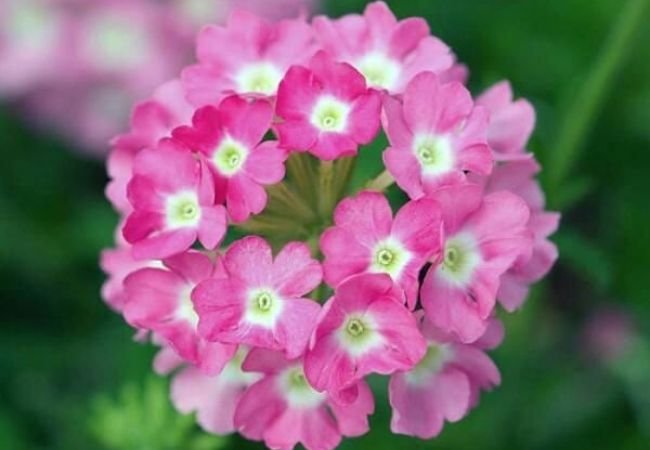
279,366 -> 326,409
6,1 -> 59,50
179,0 -> 226,26
244,288 -> 284,328
212,137 -> 248,177
176,285 -> 199,328
413,134 -> 455,176
165,191 -> 201,229
338,314 -> 383,357
437,232 -> 481,287
221,348 -> 262,385
235,62 -> 283,96
370,238 -> 411,280
87,15 -> 150,71
310,96 -> 350,133
356,52 -> 401,90
405,342 -> 452,385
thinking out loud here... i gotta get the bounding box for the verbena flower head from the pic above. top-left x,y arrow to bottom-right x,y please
101,3 -> 559,449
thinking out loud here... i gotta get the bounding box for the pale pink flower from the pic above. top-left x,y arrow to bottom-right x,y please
234,348 -> 374,450
0,0 -> 71,96
193,237 -> 322,359
476,81 -> 536,159
581,307 -> 638,364
321,191 -> 442,307
123,251 -> 236,374
313,1 -> 452,94
153,343 -> 186,375
439,60 -> 469,85
172,95 -> 287,222
421,184 -> 532,343
383,72 -> 493,198
233,0 -> 317,21
171,348 -> 261,434
389,317 -> 502,438
100,244 -> 159,312
182,11 -> 316,106
122,141 -> 227,259
17,0 -> 189,154
304,274 -> 426,400
69,0 -> 185,93
484,158 -> 560,311
107,80 -> 193,213
275,52 -> 382,160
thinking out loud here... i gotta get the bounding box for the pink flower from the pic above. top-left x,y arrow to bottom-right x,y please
182,11 -> 316,106
153,343 -> 186,375
171,0 -> 319,36
172,95 -> 287,222
476,81 -> 535,158
321,191 -> 442,308
70,0 -> 185,92
439,60 -> 469,85
483,158 -> 560,311
96,4 -> 558,447
234,348 -> 374,450
383,72 -> 493,198
123,251 -> 237,374
581,307 -> 638,364
275,52 -> 382,160
389,317 -> 502,438
17,0 -> 190,154
100,244 -> 161,312
421,184 -> 532,343
313,1 -> 452,94
122,140 -> 227,260
304,274 -> 426,399
193,237 -> 322,359
171,348 -> 261,435
107,80 -> 193,213
0,0 -> 71,96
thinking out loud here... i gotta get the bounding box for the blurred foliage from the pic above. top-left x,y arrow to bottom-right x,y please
90,377 -> 228,450
1,0 -> 649,449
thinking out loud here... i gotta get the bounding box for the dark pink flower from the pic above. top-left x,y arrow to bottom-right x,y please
383,72 -> 493,198
193,237 -> 322,359
172,95 -> 287,222
321,191 -> 442,307
304,274 -> 426,399
122,140 -> 227,259
234,349 -> 374,450
421,184 -> 532,343
275,52 -> 382,160
313,1 -> 452,93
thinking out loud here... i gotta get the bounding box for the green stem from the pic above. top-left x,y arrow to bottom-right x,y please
366,170 -> 395,192
318,161 -> 335,219
546,0 -> 649,207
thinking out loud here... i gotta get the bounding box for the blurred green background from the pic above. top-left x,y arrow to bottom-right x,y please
1,0 -> 649,449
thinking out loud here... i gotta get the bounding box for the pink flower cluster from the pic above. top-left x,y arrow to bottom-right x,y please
101,3 -> 559,449
0,0 -> 315,154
